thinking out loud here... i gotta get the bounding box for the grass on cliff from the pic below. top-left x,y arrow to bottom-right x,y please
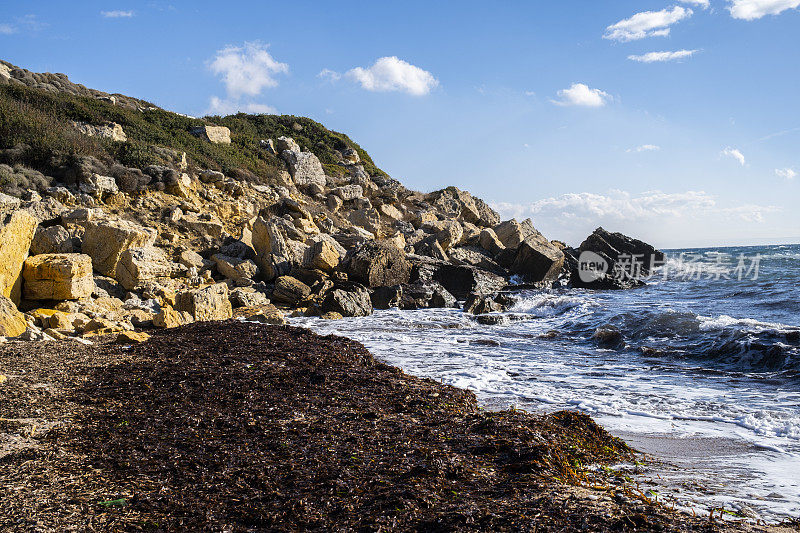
0,82 -> 386,182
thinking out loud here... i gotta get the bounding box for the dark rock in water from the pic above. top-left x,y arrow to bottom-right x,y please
345,241 -> 410,288
448,246 -> 507,276
321,282 -> 373,317
400,281 -> 457,310
432,264 -> 507,300
371,285 -> 402,310
569,227 -> 664,290
580,227 -> 663,275
463,292 -> 515,315
592,325 -> 624,347
511,237 -> 565,283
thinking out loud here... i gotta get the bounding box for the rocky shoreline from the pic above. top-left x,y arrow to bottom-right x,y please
0,59 -> 663,346
2,320 -> 790,531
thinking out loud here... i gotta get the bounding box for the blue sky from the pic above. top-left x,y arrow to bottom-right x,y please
1,0 -> 799,247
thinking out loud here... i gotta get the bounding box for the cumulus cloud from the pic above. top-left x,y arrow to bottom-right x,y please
627,144 -> 661,153
680,0 -> 710,7
101,10 -> 134,18
206,97 -> 277,117
728,0 -> 800,19
344,56 -> 438,96
317,68 -> 341,82
209,42 -> 288,98
604,7 -> 693,42
776,168 -> 797,180
721,147 -> 746,166
628,49 -> 699,63
551,83 -> 611,107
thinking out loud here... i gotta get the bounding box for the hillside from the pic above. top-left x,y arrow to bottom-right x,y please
0,59 -> 658,343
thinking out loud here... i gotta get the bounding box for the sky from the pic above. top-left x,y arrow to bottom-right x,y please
1,0 -> 799,248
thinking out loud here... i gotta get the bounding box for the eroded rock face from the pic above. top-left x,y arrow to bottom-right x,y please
281,150 -> 326,189
82,218 -> 157,277
72,121 -> 127,142
0,294 -> 27,337
0,210 -> 38,305
176,283 -> 232,322
346,241 -> 410,289
252,217 -> 292,280
212,254 -> 259,283
349,208 -> 381,235
511,238 -> 565,283
30,225 -> 73,255
493,219 -> 537,249
304,240 -> 340,272
191,125 -> 231,144
22,253 -> 95,300
116,247 -> 186,290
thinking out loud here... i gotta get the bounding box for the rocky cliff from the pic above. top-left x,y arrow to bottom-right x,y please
0,60 -> 660,342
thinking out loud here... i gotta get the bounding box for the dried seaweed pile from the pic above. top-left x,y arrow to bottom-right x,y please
0,322 -> 779,531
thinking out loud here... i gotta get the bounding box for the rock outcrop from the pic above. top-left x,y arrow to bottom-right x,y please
346,241 -> 410,288
82,218 -> 157,277
0,294 -> 27,337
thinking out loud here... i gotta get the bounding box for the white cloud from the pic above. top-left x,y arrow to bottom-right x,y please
318,68 -> 341,82
494,190 -> 779,223
728,0 -> 800,19
0,14 -> 46,34
604,7 -> 693,42
345,56 -> 438,96
627,144 -> 661,153
628,49 -> 698,63
776,168 -> 797,180
206,97 -> 277,116
101,10 -> 134,18
551,83 -> 611,107
681,0 -> 710,8
721,147 -> 746,166
0,23 -> 15,34
209,42 -> 288,98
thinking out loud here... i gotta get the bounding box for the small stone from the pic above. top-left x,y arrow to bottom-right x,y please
115,331 -> 150,344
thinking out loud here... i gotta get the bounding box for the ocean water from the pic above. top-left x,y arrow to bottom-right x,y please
291,244 -> 800,522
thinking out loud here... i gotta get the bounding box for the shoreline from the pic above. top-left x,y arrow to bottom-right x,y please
1,321 -> 796,531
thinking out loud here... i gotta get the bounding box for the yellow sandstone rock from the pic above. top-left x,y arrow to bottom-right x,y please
115,331 -> 150,344
0,294 -> 27,337
23,253 -> 95,300
0,210 -> 38,305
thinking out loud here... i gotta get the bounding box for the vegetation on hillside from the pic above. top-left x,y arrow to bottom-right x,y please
0,82 -> 387,189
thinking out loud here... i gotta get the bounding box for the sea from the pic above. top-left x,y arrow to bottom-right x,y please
291,244 -> 800,523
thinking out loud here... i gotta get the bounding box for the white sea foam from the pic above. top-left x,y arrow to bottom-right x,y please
696,314 -> 799,334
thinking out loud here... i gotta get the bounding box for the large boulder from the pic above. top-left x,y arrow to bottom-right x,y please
82,218 -> 157,277
570,228 -> 665,289
303,240 -> 340,272
212,254 -> 259,283
332,185 -> 363,201
0,210 -> 38,305
427,187 -> 500,227
399,281 -> 457,310
321,283 -> 373,317
346,241 -> 410,288
72,121 -> 127,142
579,227 -> 664,276
349,208 -> 381,234
30,225 -> 73,255
435,220 -> 463,251
0,294 -> 27,337
271,276 -> 311,306
252,217 -> 292,280
281,150 -> 326,188
22,253 -> 95,300
175,283 -> 232,322
479,228 -> 505,256
191,125 -> 231,144
116,247 -> 187,290
432,264 -> 507,300
492,218 -> 538,249
511,237 -> 565,283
